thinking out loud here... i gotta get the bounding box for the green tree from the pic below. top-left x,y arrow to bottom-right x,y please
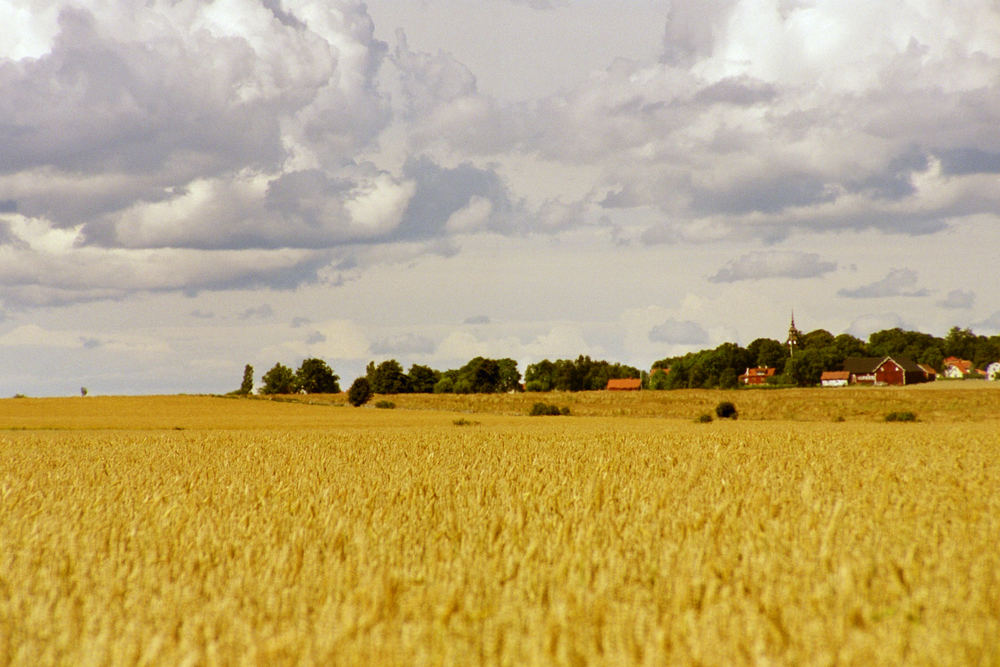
918,346 -> 944,371
467,357 -> 500,393
347,377 -> 373,406
747,338 -> 787,373
800,329 -> 835,350
260,363 -> 296,394
524,360 -> 555,391
496,358 -> 522,392
944,326 -> 978,360
407,364 -> 440,393
718,367 -> 739,389
648,368 -> 670,390
433,375 -> 455,393
831,334 -> 867,365
784,348 -> 826,387
239,364 -> 254,395
367,360 -> 411,394
295,358 -> 340,394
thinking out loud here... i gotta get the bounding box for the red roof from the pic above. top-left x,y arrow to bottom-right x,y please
606,378 -> 641,391
943,357 -> 973,374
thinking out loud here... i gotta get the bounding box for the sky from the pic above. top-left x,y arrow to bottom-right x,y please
1,0 -> 999,396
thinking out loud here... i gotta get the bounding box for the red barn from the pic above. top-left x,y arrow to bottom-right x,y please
842,357 -> 928,386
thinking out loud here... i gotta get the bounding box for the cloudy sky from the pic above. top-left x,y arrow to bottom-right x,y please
2,0 -> 999,395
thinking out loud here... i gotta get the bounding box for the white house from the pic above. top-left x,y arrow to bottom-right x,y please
820,371 -> 850,387
987,361 -> 1000,381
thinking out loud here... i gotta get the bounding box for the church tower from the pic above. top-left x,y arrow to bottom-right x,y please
785,311 -> 802,356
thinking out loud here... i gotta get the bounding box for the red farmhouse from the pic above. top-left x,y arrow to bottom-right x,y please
842,357 -> 929,386
739,367 -> 776,385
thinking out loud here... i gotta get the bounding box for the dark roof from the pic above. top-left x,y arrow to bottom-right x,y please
843,357 -> 881,373
843,356 -> 922,374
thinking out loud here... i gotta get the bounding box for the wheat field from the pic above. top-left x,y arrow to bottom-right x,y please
1,393 -> 999,665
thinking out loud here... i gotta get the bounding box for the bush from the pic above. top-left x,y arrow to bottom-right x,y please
453,418 -> 479,426
696,413 -> 713,423
715,401 -> 738,419
374,400 -> 396,409
530,402 -> 565,416
885,411 -> 917,422
347,377 -> 373,407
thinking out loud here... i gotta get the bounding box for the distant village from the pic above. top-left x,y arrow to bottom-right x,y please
624,314 -> 1000,391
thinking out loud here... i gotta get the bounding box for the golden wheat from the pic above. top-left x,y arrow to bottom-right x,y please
1,396 -> 998,665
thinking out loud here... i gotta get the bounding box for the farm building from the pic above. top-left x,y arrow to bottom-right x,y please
820,371 -> 850,387
917,363 -> 937,381
842,357 -> 929,386
739,367 -> 776,385
942,357 -> 974,379
606,378 -> 641,391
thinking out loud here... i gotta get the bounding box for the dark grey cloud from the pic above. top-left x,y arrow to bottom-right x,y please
694,76 -> 778,106
0,220 -> 14,245
709,251 -> 837,283
238,305 -> 274,320
370,333 -> 436,355
936,148 -> 1000,176
306,331 -> 327,345
837,268 -> 929,299
937,289 -> 974,310
850,147 -> 929,200
649,319 -> 708,345
291,317 -> 312,328
464,315 -> 490,324
692,172 -> 836,216
396,156 -> 516,238
190,310 -> 214,319
262,0 -> 307,29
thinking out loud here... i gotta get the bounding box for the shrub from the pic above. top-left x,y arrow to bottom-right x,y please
347,378 -> 373,407
530,402 -> 565,416
885,411 -> 917,422
696,413 -> 713,423
452,418 -> 479,426
374,400 -> 396,409
715,401 -> 738,419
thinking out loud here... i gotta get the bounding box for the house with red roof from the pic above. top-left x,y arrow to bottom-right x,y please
738,367 -> 775,386
942,357 -> 974,379
606,378 -> 641,391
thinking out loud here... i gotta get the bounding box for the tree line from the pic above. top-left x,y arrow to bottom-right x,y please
653,326 -> 1000,389
235,326 -> 1000,397
237,354 -> 642,397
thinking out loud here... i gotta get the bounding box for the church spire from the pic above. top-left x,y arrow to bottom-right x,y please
785,310 -> 802,356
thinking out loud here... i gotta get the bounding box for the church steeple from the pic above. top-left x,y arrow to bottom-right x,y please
785,310 -> 802,356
